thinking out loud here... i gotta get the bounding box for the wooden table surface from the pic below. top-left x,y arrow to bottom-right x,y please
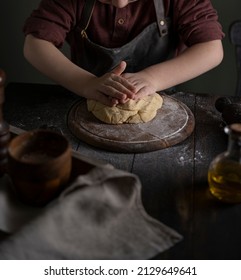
2,82 -> 241,260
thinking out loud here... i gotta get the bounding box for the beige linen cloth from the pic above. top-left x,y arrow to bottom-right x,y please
0,166 -> 182,259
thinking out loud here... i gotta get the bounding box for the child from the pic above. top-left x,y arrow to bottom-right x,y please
23,0 -> 224,106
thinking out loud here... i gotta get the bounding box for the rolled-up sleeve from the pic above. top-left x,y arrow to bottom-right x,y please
23,0 -> 77,48
173,0 -> 225,47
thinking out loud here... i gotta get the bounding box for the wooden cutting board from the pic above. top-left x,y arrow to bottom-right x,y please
67,95 -> 195,153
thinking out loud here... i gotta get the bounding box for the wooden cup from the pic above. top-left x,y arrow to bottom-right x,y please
7,129 -> 72,206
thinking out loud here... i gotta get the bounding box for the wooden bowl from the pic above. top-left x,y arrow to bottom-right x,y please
7,129 -> 72,206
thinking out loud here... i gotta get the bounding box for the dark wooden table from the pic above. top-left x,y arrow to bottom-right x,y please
2,82 -> 241,260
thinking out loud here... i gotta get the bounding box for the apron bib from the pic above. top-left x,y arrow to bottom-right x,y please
73,0 -> 176,76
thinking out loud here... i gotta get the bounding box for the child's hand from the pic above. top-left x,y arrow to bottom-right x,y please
122,71 -> 157,100
83,61 -> 136,106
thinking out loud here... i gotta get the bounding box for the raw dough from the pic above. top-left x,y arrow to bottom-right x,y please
87,93 -> 163,124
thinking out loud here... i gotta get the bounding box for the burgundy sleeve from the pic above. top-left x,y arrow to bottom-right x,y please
172,0 -> 225,47
23,0 -> 81,48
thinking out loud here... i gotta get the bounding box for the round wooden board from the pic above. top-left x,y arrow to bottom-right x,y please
67,95 -> 195,153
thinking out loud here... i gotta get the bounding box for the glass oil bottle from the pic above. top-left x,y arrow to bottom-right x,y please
208,123 -> 241,203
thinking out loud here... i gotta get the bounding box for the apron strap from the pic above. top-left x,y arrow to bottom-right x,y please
79,0 -> 96,38
153,0 -> 168,37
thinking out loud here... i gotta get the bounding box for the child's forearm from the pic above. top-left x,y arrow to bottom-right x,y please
141,40 -> 224,91
23,34 -> 95,96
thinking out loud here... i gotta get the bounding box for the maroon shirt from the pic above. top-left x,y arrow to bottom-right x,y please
23,0 -> 224,50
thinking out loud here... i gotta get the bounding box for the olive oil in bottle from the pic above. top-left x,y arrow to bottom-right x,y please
208,123 -> 241,203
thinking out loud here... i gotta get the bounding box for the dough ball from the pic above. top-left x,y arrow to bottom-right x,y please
87,93 -> 163,124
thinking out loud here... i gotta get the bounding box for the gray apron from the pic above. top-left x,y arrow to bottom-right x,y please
73,0 -> 176,76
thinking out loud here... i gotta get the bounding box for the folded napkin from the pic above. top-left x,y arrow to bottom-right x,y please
0,166 -> 182,259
